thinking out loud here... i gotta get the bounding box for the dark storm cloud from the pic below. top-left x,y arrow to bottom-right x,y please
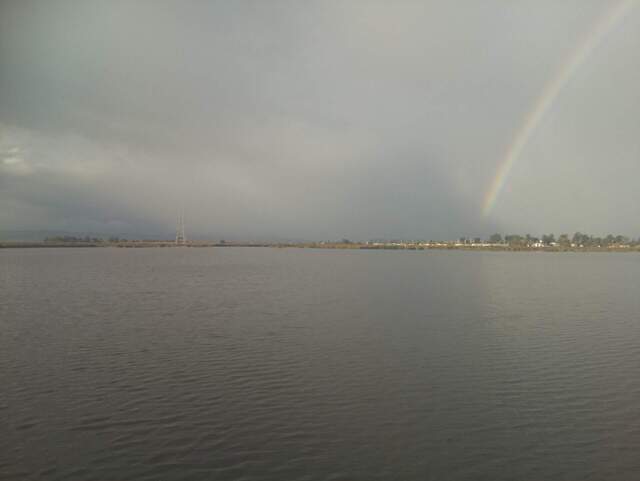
1,1 -> 639,239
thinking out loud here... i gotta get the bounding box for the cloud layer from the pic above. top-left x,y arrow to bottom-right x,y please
1,1 -> 639,240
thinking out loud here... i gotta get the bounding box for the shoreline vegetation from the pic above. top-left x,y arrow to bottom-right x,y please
2,233 -> 640,252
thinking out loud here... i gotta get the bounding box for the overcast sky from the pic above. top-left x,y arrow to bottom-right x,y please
1,0 -> 639,240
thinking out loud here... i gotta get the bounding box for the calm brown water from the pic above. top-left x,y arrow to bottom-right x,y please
2,247 -> 640,480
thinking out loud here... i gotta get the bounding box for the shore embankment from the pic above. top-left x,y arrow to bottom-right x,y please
2,241 -> 639,252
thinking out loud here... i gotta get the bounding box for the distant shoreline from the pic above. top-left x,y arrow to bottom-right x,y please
2,241 -> 639,252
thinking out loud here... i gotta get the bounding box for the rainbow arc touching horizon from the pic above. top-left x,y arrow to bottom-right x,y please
482,0 -> 635,217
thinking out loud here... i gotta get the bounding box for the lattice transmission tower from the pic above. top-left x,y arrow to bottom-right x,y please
175,214 -> 186,245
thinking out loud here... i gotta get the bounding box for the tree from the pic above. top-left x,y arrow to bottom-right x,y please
615,235 -> 628,245
489,233 -> 503,244
542,234 -> 555,245
572,232 -> 590,247
525,234 -> 540,246
505,234 -> 524,247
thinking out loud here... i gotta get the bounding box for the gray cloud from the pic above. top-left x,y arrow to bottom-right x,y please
1,0 -> 639,240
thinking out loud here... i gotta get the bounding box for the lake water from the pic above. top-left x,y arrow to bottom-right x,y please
2,247 -> 640,480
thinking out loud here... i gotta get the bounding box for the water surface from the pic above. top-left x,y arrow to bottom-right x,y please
2,248 -> 640,480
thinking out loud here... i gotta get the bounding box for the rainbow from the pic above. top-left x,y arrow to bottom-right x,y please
482,0 -> 635,216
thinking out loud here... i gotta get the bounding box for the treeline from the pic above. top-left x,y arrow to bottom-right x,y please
483,232 -> 638,248
44,236 -> 129,243
45,235 -> 103,243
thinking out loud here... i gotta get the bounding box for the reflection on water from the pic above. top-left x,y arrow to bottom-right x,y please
2,248 -> 640,480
